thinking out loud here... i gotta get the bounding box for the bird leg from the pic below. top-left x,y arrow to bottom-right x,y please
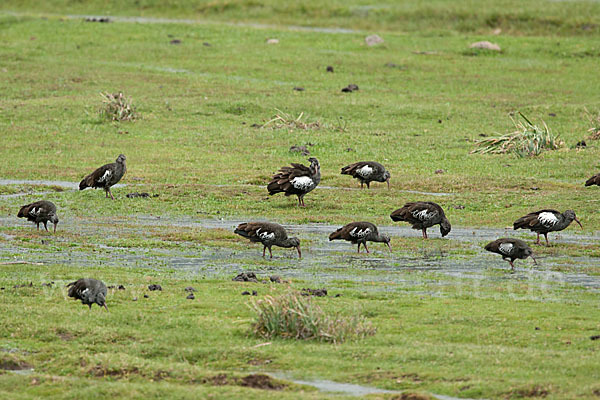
535,233 -> 541,245
43,222 -> 48,232
422,229 -> 428,239
262,246 -> 266,258
88,304 -> 92,310
366,182 -> 370,189
36,223 -> 40,230
364,242 -> 370,253
268,247 -> 273,259
357,243 -> 361,253
544,233 -> 549,246
509,260 -> 515,272
360,182 -> 364,189
105,189 -> 109,198
108,188 -> 115,200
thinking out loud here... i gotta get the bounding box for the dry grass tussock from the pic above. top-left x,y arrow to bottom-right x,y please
471,112 -> 563,157
100,92 -> 137,121
584,108 -> 600,140
251,291 -> 376,343
261,108 -> 322,130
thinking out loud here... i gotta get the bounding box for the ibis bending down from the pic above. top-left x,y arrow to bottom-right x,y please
390,201 -> 451,238
484,238 -> 537,271
340,161 -> 390,189
234,222 -> 301,258
67,278 -> 108,310
17,200 -> 59,232
329,221 -> 391,253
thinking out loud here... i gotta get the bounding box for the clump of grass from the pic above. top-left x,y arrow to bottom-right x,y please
584,108 -> 600,140
471,112 -> 563,157
261,108 -> 321,130
100,92 -> 137,121
251,291 -> 376,343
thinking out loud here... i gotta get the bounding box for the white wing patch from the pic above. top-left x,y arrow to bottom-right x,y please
256,228 -> 275,241
538,212 -> 559,227
498,242 -> 514,255
98,170 -> 112,182
290,176 -> 314,190
349,227 -> 371,238
356,165 -> 373,178
29,207 -> 40,216
412,209 -> 436,221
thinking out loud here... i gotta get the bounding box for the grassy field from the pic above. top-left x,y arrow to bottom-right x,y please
1,1 -> 600,398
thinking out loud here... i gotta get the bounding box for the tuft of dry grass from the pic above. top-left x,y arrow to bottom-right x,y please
100,92 -> 138,121
251,291 -> 376,343
261,109 -> 321,130
584,108 -> 600,140
471,112 -> 563,157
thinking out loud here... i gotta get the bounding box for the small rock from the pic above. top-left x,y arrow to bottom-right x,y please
270,275 -> 282,283
185,286 -> 197,292
203,42 -> 211,47
469,41 -> 501,51
535,327 -> 541,330
435,169 -> 445,174
266,38 -> 279,44
341,87 -> 353,93
301,288 -> 327,297
326,66 -> 334,72
241,291 -> 251,296
365,34 -> 384,46
293,87 -> 305,91
341,84 -> 359,93
530,187 -> 540,191
438,119 -> 442,123
143,294 -> 149,298
548,112 -> 556,117
148,284 -> 162,291
170,39 -> 181,45
492,28 -> 502,35
233,272 -> 258,282
345,147 -> 354,152
186,293 -> 195,300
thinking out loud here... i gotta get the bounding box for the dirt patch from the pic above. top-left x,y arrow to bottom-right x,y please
0,359 -> 33,370
89,365 -> 141,378
241,374 -> 286,390
505,385 -> 550,398
390,393 -> 433,400
301,288 -> 327,297
55,329 -> 74,341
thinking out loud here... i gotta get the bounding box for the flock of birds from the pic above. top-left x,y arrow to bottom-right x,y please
14,155 -> 600,310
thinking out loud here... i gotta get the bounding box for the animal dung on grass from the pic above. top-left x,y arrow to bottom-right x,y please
148,284 -> 162,291
266,38 -> 279,44
341,84 -> 359,93
232,272 -> 259,282
365,34 -> 384,46
251,291 -> 376,342
471,112 -> 563,157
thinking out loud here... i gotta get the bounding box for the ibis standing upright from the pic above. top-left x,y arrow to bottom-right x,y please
513,209 -> 582,246
390,201 -> 451,238
267,158 -> 321,207
79,154 -> 127,200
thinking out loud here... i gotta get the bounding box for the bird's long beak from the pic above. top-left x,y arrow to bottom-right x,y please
386,178 -> 390,190
53,222 -> 58,233
531,254 -> 538,265
575,218 -> 583,229
386,242 -> 392,253
103,304 -> 109,312
296,246 -> 302,259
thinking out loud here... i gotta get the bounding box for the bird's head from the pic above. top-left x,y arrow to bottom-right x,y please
308,158 -> 320,173
440,219 -> 452,237
116,154 -> 126,164
380,233 -> 392,252
383,170 -> 391,189
288,237 -> 301,258
50,214 -> 59,233
564,210 -> 583,229
95,292 -> 109,311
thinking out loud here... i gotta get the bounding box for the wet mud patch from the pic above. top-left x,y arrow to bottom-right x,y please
202,373 -> 286,390
0,359 -> 33,371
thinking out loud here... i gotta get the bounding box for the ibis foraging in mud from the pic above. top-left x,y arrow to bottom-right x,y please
329,221 -> 391,253
17,200 -> 59,232
390,201 -> 451,238
234,222 -> 301,258
67,278 -> 109,311
484,238 -> 537,271
267,158 -> 321,207
79,154 -> 127,200
513,209 -> 582,246
340,161 -> 390,189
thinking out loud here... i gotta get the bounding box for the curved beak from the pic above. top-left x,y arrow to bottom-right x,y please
575,218 -> 583,229
53,222 -> 58,233
386,178 -> 390,190
296,246 -> 302,259
103,303 -> 109,312
531,254 -> 538,265
386,242 -> 392,253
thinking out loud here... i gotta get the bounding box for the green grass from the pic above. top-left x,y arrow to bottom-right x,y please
1,1 -> 600,398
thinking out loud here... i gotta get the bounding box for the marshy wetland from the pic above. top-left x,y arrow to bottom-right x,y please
2,1 -> 600,398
